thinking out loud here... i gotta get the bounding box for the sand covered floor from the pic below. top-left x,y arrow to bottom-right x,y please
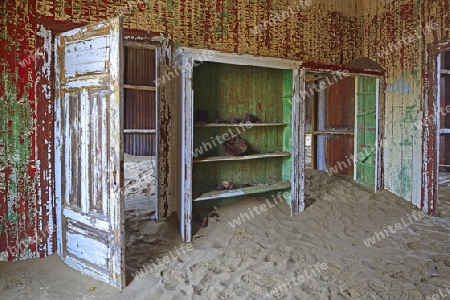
1,169 -> 449,299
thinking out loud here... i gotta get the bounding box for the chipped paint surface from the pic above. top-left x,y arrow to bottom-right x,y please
55,18 -> 125,289
361,0 -> 450,214
54,18 -> 125,289
0,0 -> 45,261
1,0 -> 449,260
386,77 -> 411,94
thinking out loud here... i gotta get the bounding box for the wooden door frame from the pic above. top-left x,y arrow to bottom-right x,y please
353,77 -> 380,192
423,42 -> 450,216
304,67 -> 385,192
174,47 -> 304,242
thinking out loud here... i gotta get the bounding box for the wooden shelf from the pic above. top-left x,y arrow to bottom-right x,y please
306,130 -> 354,136
124,129 -> 156,134
194,122 -> 289,127
193,180 -> 291,201
124,84 -> 156,91
193,152 -> 290,163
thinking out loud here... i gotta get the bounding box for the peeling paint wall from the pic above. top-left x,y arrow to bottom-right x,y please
4,0 -> 444,260
364,1 -> 423,209
1,0 -> 365,260
36,0 -> 362,64
0,0 -> 49,260
361,0 -> 450,213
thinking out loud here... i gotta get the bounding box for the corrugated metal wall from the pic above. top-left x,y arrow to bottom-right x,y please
124,48 -> 157,156
324,76 -> 355,176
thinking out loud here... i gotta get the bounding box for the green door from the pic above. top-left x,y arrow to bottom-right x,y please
355,77 -> 378,190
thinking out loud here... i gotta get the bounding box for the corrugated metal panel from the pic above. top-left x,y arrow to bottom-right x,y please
440,52 -> 450,169
323,76 -> 355,176
124,47 -> 157,156
324,76 -> 355,130
124,48 -> 156,86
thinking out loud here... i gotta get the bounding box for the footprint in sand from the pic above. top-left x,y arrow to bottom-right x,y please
160,269 -> 188,289
241,272 -> 279,297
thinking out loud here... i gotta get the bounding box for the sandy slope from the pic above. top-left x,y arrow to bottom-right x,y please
1,169 -> 449,300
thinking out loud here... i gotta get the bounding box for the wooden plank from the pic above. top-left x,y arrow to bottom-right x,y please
193,122 -> 289,127
193,180 -> 290,201
123,84 -> 156,91
291,68 -> 306,214
54,34 -> 64,255
311,131 -> 354,135
310,82 -> 317,168
181,56 -> 194,242
173,47 -> 302,70
123,42 -> 158,50
124,129 -> 156,134
441,68 -> 450,75
282,69 -> 293,183
80,88 -> 90,214
193,152 -> 291,163
316,80 -> 326,170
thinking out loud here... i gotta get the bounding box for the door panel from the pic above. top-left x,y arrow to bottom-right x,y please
54,17 -> 125,290
355,77 -> 378,190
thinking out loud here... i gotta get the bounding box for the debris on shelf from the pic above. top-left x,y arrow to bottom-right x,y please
222,135 -> 247,156
216,180 -> 234,190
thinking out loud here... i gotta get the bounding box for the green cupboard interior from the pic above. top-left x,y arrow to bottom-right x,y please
192,62 -> 293,206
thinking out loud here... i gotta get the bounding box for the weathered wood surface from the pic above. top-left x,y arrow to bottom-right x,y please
54,18 -> 125,290
193,152 -> 291,163
194,180 -> 291,201
124,84 -> 157,91
194,123 -> 289,127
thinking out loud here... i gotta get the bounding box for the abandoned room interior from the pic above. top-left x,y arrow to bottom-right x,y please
0,0 -> 449,299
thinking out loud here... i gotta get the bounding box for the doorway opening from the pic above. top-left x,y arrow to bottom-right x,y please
122,44 -> 165,283
123,45 -> 158,216
437,51 -> 450,216
305,72 -> 379,191
54,18 -> 172,289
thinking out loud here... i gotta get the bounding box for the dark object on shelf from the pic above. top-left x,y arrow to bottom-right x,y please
196,110 -> 208,123
216,183 -> 226,191
210,213 -> 220,218
242,183 -> 251,188
232,118 -> 241,124
245,114 -> 259,123
201,216 -> 208,227
223,135 -> 247,156
215,118 -> 221,124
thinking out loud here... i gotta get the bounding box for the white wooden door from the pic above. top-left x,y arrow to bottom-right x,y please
54,18 -> 125,289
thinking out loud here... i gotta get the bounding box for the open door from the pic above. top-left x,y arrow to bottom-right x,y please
54,18 -> 125,289
354,77 -> 379,191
